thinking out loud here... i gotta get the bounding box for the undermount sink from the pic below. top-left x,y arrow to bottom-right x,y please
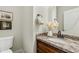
48,38 -> 68,45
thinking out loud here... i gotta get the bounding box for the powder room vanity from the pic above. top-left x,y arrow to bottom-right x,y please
37,39 -> 66,53
36,33 -> 79,53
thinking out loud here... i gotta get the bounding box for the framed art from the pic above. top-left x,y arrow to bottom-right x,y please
0,21 -> 12,30
0,10 -> 13,21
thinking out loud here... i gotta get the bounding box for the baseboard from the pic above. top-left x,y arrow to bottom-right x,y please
13,49 -> 24,53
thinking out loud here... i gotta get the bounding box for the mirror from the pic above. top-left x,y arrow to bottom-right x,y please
63,7 -> 79,36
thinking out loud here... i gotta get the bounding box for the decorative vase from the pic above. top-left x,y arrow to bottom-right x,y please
53,28 -> 58,34
48,31 -> 52,37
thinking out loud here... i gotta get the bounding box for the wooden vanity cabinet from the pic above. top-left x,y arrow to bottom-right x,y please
37,39 -> 66,53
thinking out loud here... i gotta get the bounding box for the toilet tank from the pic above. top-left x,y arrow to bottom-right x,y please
0,36 -> 14,51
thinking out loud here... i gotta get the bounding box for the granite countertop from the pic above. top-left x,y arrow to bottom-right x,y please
36,35 -> 79,53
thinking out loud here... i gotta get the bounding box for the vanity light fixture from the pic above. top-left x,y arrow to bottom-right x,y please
35,14 -> 44,25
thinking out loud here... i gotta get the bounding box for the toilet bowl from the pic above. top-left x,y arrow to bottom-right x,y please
0,36 -> 14,53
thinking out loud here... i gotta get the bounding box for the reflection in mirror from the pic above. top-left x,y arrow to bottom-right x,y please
64,7 -> 79,36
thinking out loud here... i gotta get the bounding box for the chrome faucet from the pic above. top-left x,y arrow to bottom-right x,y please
57,30 -> 64,38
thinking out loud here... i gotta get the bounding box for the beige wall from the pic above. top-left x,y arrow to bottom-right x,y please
22,6 -> 34,53
0,6 -> 23,51
33,6 -> 49,34
57,6 -> 79,30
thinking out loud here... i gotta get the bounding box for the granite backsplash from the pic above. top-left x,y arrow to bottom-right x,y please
37,32 -> 79,41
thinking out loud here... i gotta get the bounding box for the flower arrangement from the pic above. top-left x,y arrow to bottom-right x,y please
47,19 -> 59,36
47,20 -> 59,31
47,21 -> 54,31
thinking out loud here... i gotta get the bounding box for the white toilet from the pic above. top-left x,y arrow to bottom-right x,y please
0,36 -> 14,53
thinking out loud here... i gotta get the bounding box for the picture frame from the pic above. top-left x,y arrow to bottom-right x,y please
0,21 -> 12,30
0,10 -> 13,21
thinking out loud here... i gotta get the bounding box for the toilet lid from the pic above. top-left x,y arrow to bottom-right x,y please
0,49 -> 13,53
